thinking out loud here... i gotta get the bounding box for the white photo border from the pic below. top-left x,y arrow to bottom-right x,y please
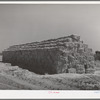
0,1 -> 100,99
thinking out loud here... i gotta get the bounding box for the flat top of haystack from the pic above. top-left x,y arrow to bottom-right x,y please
4,34 -> 81,51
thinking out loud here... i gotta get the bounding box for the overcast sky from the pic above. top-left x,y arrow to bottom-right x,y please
0,4 -> 100,52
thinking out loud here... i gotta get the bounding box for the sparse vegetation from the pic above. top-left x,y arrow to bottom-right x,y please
0,61 -> 99,90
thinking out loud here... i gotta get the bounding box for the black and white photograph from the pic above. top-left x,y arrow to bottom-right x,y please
0,3 -> 100,90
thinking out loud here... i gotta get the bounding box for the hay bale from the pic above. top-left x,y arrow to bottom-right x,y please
5,63 -> 11,66
76,64 -> 85,74
68,68 -> 76,73
85,68 -> 95,74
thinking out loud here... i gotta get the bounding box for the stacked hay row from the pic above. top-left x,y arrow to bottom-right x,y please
2,35 -> 95,74
95,51 -> 100,61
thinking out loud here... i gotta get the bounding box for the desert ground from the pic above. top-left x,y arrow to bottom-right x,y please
0,61 -> 100,90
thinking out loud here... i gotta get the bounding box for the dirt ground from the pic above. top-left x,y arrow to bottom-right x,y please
0,62 -> 100,90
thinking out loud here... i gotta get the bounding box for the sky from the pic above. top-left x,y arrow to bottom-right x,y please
0,4 -> 100,52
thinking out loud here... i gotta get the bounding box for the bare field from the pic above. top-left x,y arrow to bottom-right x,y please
0,62 -> 100,90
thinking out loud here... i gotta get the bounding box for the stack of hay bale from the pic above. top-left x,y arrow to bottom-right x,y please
2,34 -> 95,74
